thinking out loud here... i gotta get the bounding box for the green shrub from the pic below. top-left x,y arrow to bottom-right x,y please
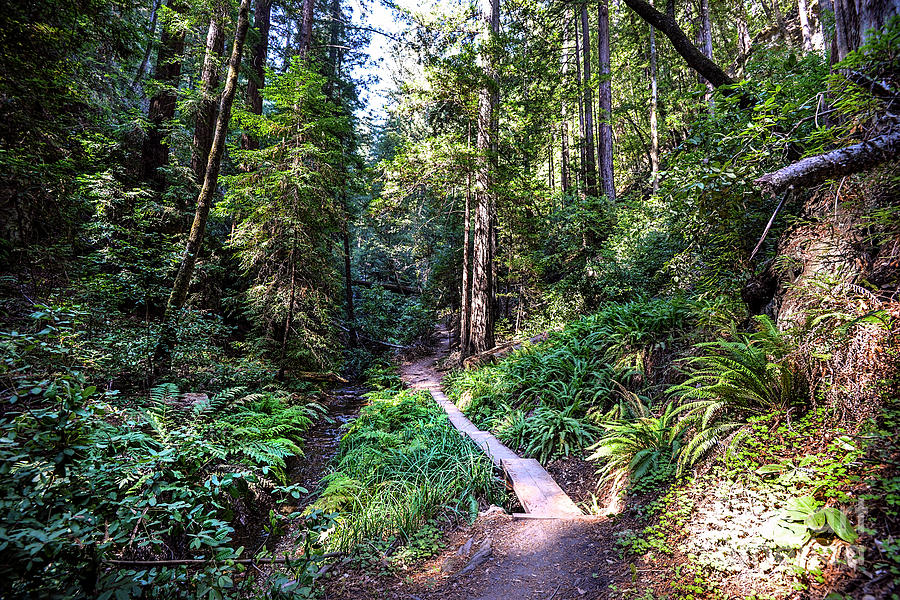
524,402 -> 598,463
0,313 -> 326,598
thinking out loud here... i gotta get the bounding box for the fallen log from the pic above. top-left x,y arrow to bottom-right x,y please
755,130 -> 900,194
462,332 -> 550,369
105,552 -> 343,567
294,371 -> 349,384
352,279 -> 420,296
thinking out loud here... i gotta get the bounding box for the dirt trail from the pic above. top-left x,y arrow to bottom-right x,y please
398,328 -> 620,600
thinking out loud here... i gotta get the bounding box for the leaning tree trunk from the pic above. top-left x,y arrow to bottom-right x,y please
597,0 -> 616,201
241,0 -> 272,150
142,0 -> 187,189
165,0 -> 252,315
623,0 -> 747,100
468,0 -> 499,356
191,7 -> 226,180
580,3 -> 598,197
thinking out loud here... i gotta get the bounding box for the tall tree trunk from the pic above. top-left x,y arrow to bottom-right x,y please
561,120 -> 570,194
325,0 -> 341,97
699,0 -> 715,114
798,0 -> 814,51
191,7 -> 226,180
299,0 -> 316,56
241,0 -> 272,150
649,23 -> 660,194
597,0 -> 615,201
736,1 -> 752,75
833,0 -> 900,62
342,222 -> 357,347
549,126 -> 555,192
133,0 -> 163,88
772,0 -> 793,45
280,232 -> 297,376
461,159 -> 472,356
468,0 -> 499,356
165,0 -> 252,315
580,4 -> 598,197
560,24 -> 571,196
573,9 -> 586,189
142,0 -> 186,188
819,0 -> 834,54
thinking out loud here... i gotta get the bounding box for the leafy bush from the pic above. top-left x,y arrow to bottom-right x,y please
669,315 -> 807,472
0,312 -> 326,598
315,389 -> 503,551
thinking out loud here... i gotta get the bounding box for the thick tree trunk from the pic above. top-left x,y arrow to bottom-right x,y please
833,0 -> 900,62
798,0 -> 814,51
191,8 -> 226,180
622,0 -> 740,93
699,0 -> 715,113
468,0 -> 499,356
755,129 -> 900,194
580,4 -> 598,197
299,0 -> 316,56
649,24 -> 660,194
142,0 -> 186,188
597,0 -> 615,201
166,0 -> 252,314
241,0 -> 272,150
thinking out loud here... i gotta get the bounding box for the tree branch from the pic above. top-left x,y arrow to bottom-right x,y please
755,130 -> 900,194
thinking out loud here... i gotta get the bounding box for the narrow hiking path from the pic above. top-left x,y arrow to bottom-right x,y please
398,328 -> 622,600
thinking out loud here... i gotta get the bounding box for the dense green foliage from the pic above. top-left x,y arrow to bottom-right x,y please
0,310 -> 329,598
446,296 -> 717,463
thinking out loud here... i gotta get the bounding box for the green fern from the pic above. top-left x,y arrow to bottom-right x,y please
668,315 -> 807,473
587,401 -> 680,488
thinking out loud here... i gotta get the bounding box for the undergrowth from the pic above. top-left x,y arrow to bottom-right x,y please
315,387 -> 503,552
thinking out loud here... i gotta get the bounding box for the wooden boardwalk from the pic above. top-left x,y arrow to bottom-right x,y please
422,383 -> 584,519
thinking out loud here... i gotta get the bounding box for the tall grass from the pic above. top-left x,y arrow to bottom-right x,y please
315,389 -> 503,551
